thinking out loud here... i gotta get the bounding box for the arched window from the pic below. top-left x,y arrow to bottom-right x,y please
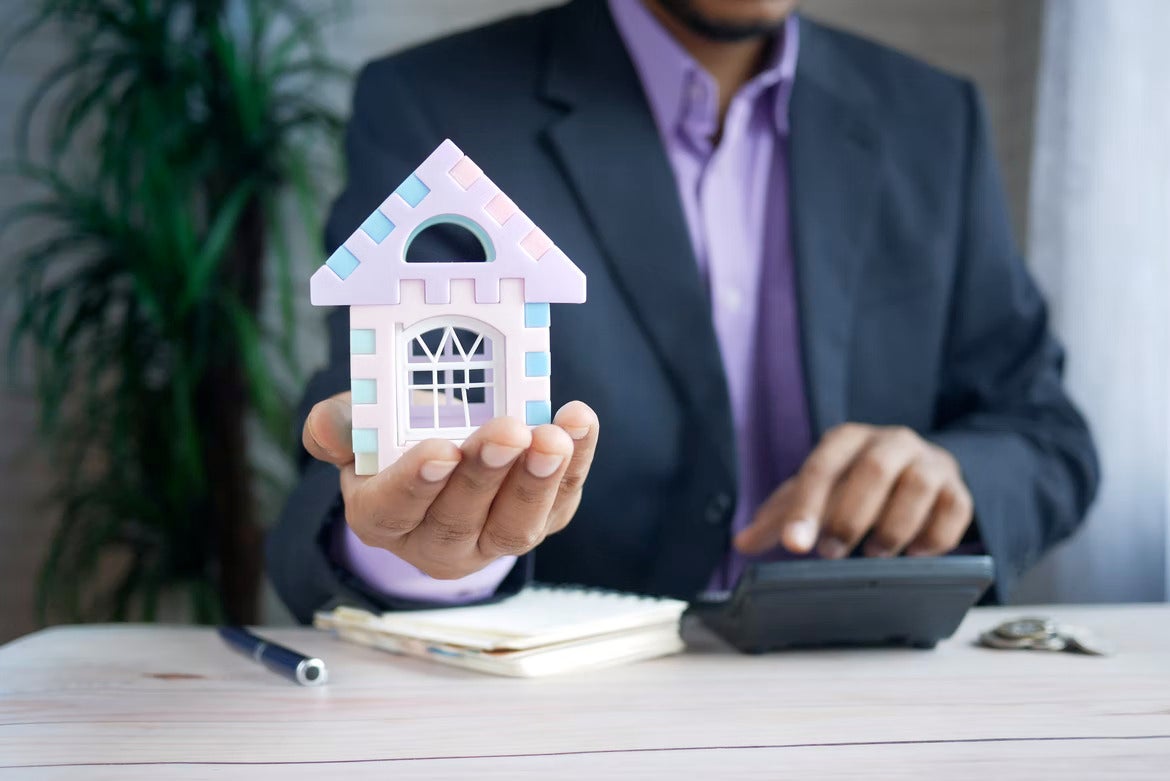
400,317 -> 502,439
403,214 -> 494,263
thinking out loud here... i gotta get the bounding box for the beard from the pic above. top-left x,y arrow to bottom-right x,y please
653,0 -> 787,42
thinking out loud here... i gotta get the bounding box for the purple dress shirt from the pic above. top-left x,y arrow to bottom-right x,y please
339,0 -> 814,600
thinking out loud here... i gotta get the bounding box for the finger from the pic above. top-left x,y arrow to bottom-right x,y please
862,456 -> 945,557
339,437 -> 464,549
732,479 -> 813,554
906,482 -> 975,557
546,401 -> 600,535
303,392 -> 354,466
406,417 -> 532,570
479,424 -> 574,557
734,423 -> 873,555
819,428 -> 922,558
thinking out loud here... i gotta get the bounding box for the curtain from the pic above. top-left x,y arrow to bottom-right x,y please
1015,0 -> 1170,603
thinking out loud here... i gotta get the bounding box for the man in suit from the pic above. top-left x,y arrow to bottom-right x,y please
267,0 -> 1098,623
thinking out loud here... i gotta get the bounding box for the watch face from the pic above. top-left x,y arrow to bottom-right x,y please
994,617 -> 1055,640
977,630 -> 1035,650
978,616 -> 1112,657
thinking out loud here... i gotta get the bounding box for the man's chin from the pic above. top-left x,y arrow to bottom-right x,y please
653,0 -> 790,42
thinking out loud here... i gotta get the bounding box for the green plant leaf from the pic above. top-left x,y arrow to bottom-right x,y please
183,182 -> 256,311
8,0 -> 344,625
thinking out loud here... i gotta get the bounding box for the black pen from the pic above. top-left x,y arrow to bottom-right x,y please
217,626 -> 328,687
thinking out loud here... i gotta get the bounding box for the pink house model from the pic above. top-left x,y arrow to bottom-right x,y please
310,139 -> 586,475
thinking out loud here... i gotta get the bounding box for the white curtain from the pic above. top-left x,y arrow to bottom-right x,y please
1015,0 -> 1170,603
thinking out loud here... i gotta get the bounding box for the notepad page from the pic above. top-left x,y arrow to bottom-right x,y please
437,625 -> 686,678
363,586 -> 688,651
322,617 -> 685,677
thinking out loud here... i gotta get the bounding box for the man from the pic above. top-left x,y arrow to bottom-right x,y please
268,0 -> 1098,623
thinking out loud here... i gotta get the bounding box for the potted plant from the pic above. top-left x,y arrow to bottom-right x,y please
2,0 -> 346,624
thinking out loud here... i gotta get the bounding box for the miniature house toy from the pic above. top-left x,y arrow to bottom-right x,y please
310,139 -> 586,475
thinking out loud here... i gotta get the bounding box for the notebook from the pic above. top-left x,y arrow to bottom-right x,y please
314,585 -> 689,677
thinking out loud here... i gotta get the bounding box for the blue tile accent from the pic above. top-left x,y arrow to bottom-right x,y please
525,351 -> 551,377
394,174 -> 430,207
351,378 -> 377,404
360,210 -> 395,243
524,303 -> 550,328
525,400 -> 552,426
352,428 -> 378,453
350,329 -> 376,354
326,246 -> 360,280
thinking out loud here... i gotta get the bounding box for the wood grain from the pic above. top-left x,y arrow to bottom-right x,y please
1,605 -> 1168,778
4,738 -> 1168,781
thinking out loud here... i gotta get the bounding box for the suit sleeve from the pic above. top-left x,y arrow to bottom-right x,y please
928,82 -> 1099,602
265,62 -> 530,624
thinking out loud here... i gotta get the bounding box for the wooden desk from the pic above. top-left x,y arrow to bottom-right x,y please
1,605 -> 1168,779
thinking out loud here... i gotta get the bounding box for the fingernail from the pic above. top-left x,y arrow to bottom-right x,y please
818,537 -> 848,560
480,443 -> 523,469
865,542 -> 893,558
564,426 -> 590,440
905,546 -> 930,557
784,518 -> 818,552
525,451 -> 565,478
419,460 -> 459,482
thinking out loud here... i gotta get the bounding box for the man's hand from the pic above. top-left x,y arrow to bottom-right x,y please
735,423 -> 973,559
303,393 -> 599,580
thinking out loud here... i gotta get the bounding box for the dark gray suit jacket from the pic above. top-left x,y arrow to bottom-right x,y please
267,0 -> 1098,623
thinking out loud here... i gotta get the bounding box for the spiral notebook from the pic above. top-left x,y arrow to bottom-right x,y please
314,586 -> 688,677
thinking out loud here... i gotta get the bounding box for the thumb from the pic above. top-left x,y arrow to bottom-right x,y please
734,479 -> 821,555
302,392 -> 355,466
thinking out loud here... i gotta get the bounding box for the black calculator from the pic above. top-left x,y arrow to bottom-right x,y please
691,556 -> 995,653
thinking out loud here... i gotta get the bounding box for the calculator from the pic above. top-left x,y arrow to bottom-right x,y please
690,556 -> 995,653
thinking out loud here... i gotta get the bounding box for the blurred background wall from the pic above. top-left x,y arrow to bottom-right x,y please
1013,0 -> 1170,604
3,0 -> 1162,642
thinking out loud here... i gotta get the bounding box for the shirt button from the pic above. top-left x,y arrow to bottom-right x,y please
705,493 -> 733,525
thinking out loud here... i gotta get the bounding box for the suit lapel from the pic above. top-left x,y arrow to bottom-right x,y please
788,23 -> 883,436
535,7 -> 885,481
540,0 -> 737,482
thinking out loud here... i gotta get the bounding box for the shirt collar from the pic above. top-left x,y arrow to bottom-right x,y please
608,0 -> 800,142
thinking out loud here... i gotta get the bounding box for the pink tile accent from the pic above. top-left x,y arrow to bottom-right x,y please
310,138 -> 586,306
520,228 -> 554,260
484,193 -> 519,225
311,139 -> 586,474
448,156 -> 483,189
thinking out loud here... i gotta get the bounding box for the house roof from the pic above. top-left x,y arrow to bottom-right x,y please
310,139 -> 586,307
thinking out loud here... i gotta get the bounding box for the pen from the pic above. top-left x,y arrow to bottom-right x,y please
217,626 -> 328,687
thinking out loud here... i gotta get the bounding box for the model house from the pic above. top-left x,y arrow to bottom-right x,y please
310,139 -> 587,475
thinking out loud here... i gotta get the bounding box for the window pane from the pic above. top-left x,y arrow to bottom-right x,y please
405,326 -> 496,432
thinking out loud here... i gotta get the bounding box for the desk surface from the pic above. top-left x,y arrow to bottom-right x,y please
1,604 -> 1168,779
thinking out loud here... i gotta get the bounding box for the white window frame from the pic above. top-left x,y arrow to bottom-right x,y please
397,315 -> 503,442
